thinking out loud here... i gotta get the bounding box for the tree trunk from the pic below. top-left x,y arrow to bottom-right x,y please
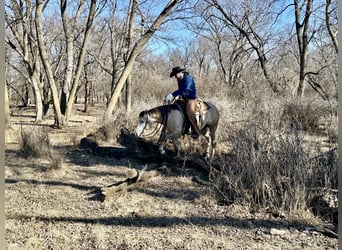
31,74 -> 43,122
22,83 -> 30,107
294,0 -> 313,97
124,0 -> 137,114
105,0 -> 179,120
125,75 -> 132,113
325,0 -> 338,54
216,39 -> 229,84
64,0 -> 96,122
5,83 -> 11,127
35,0 -> 64,126
60,0 -> 83,116
42,82 -> 51,117
83,68 -> 91,112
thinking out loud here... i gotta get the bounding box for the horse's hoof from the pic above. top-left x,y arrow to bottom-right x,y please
204,154 -> 212,163
191,132 -> 199,140
176,152 -> 183,159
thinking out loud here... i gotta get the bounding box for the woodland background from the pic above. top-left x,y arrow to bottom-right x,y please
5,0 -> 338,125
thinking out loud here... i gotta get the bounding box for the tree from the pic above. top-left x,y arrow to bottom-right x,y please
294,0 -> 314,97
35,0 -> 64,126
124,0 -> 139,113
35,0 -> 100,126
105,0 -> 180,120
204,0 -> 280,93
5,0 -> 45,122
189,14 -> 250,86
63,0 -> 98,122
89,0 -> 127,106
5,83 -> 11,127
325,0 -> 338,53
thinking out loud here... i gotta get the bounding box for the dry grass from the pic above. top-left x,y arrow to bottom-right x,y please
5,99 -> 338,249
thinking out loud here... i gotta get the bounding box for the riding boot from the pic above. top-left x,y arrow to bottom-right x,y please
184,123 -> 191,135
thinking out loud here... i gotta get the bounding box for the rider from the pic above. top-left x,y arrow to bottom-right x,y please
165,66 -> 201,139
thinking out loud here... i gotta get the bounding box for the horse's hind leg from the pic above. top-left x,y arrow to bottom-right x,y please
204,127 -> 216,160
203,129 -> 212,160
209,127 -> 217,159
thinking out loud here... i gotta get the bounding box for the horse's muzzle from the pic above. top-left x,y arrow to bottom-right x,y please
135,123 -> 145,137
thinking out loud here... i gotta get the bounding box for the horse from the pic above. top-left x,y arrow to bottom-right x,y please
135,100 -> 219,159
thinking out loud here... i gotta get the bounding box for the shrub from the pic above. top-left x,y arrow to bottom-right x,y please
19,127 -> 50,158
212,98 -> 338,214
99,107 -> 137,142
214,123 -> 307,210
281,99 -> 332,132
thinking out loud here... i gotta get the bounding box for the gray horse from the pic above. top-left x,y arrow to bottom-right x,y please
135,100 -> 219,159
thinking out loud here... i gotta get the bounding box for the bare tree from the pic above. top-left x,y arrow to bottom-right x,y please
205,0 -> 280,93
35,0 -> 99,125
59,0 -> 86,115
35,0 -> 64,126
190,38 -> 214,79
294,0 -> 314,97
64,0 -> 98,122
83,58 -> 94,112
105,0 -> 180,120
90,0 -> 126,105
325,0 -> 338,53
194,19 -> 250,86
5,0 -> 45,122
124,0 -> 139,113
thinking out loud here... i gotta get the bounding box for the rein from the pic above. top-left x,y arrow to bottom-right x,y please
140,100 -> 170,138
141,122 -> 162,138
161,99 -> 171,134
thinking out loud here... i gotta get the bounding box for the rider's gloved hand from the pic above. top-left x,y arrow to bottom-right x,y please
165,93 -> 174,102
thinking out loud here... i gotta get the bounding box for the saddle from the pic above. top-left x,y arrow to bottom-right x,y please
195,98 -> 209,113
173,98 -> 210,132
194,98 -> 209,127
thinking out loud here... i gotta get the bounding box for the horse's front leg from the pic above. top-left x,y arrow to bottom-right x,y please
158,131 -> 167,155
171,137 -> 181,157
208,128 -> 217,160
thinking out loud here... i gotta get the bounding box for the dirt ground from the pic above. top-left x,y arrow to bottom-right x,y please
5,105 -> 338,249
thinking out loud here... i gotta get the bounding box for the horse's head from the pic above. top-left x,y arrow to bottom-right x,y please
135,110 -> 149,136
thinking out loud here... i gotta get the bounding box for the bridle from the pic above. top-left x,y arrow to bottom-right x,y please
141,121 -> 162,138
140,99 -> 184,138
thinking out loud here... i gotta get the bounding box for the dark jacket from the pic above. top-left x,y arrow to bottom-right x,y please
171,72 -> 197,99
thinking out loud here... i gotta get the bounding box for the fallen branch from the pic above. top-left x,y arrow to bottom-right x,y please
101,165 -> 161,201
